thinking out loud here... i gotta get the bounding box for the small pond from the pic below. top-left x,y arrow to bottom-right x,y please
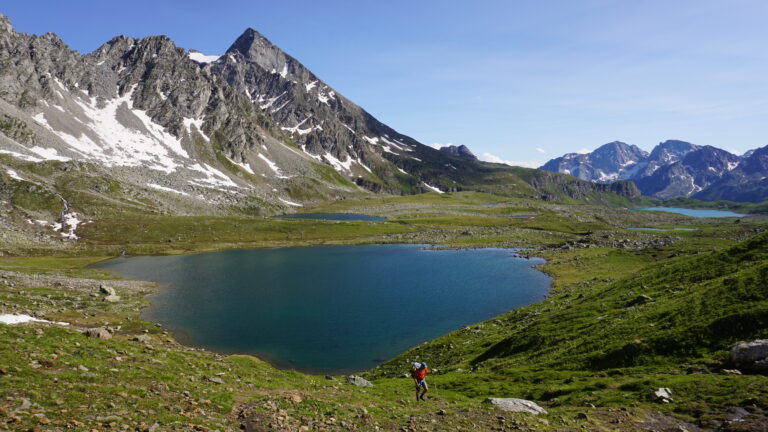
276,213 -> 386,221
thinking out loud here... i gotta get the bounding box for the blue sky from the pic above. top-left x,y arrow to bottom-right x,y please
3,1 -> 767,166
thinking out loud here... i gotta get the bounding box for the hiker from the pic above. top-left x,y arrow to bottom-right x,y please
411,361 -> 430,401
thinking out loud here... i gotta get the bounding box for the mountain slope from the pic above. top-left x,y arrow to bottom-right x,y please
695,144 -> 768,202
636,139 -> 700,178
539,141 -> 648,182
0,15 -> 360,215
634,146 -> 740,199
0,13 -> 644,233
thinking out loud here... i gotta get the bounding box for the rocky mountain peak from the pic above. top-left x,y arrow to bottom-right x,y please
225,28 -> 289,74
649,139 -> 699,160
227,28 -> 265,55
439,145 -> 477,160
0,14 -> 12,34
590,141 -> 648,167
739,144 -> 768,172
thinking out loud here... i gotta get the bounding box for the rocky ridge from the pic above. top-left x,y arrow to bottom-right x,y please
0,13 -> 643,230
541,139 -> 766,201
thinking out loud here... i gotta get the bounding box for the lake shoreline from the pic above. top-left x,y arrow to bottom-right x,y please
94,243 -> 552,375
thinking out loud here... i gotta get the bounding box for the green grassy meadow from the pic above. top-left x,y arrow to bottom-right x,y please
1,191 -> 767,430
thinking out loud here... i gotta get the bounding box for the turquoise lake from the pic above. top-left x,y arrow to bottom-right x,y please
94,244 -> 551,374
275,213 -> 386,221
632,207 -> 745,218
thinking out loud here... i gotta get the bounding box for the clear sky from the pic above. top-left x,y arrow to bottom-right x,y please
3,0 -> 767,167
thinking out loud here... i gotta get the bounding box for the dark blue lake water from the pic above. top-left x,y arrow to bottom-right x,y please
631,207 -> 745,218
276,213 -> 386,221
94,244 -> 550,374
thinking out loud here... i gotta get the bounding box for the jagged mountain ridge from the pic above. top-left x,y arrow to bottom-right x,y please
539,141 -> 648,183
0,13 -> 642,230
0,16 -> 345,212
541,139 -> 765,201
693,145 -> 768,202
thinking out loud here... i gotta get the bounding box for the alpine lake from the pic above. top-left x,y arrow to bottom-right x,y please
631,207 -> 746,218
94,242 -> 551,374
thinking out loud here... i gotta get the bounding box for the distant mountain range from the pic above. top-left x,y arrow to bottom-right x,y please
541,140 -> 768,202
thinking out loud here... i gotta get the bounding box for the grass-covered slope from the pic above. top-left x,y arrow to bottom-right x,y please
369,229 -> 768,428
375,232 -> 768,375
2,192 -> 767,430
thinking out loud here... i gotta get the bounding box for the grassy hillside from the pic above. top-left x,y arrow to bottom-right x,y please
370,226 -> 768,429
1,192 -> 767,430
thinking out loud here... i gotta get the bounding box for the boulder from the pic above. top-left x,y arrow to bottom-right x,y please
650,387 -> 673,403
730,340 -> 768,371
99,285 -> 116,296
483,398 -> 547,415
84,328 -> 112,340
345,375 -> 373,387
132,334 -> 152,343
103,295 -> 121,303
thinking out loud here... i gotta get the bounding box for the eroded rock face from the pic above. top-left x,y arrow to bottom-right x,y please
483,398 -> 547,415
730,340 -> 768,371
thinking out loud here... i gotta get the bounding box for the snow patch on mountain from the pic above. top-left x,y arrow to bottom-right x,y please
32,86 -> 189,172
6,169 -> 23,181
147,183 -> 190,196
322,152 -> 353,172
188,51 -> 221,64
278,197 -> 302,207
422,182 -> 444,194
257,153 -> 290,179
0,149 -> 43,162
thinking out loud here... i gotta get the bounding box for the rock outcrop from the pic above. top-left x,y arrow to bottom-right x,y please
483,398 -> 547,415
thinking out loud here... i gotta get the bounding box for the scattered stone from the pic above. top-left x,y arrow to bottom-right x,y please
132,334 -> 152,343
289,394 -> 302,404
345,375 -> 373,387
437,409 -> 446,415
99,285 -> 116,296
103,295 -> 121,302
483,398 -> 548,415
649,387 -> 673,403
84,328 -> 112,339
576,412 -> 588,420
19,398 -> 32,410
626,295 -> 652,307
208,377 -> 223,384
722,369 -> 742,375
